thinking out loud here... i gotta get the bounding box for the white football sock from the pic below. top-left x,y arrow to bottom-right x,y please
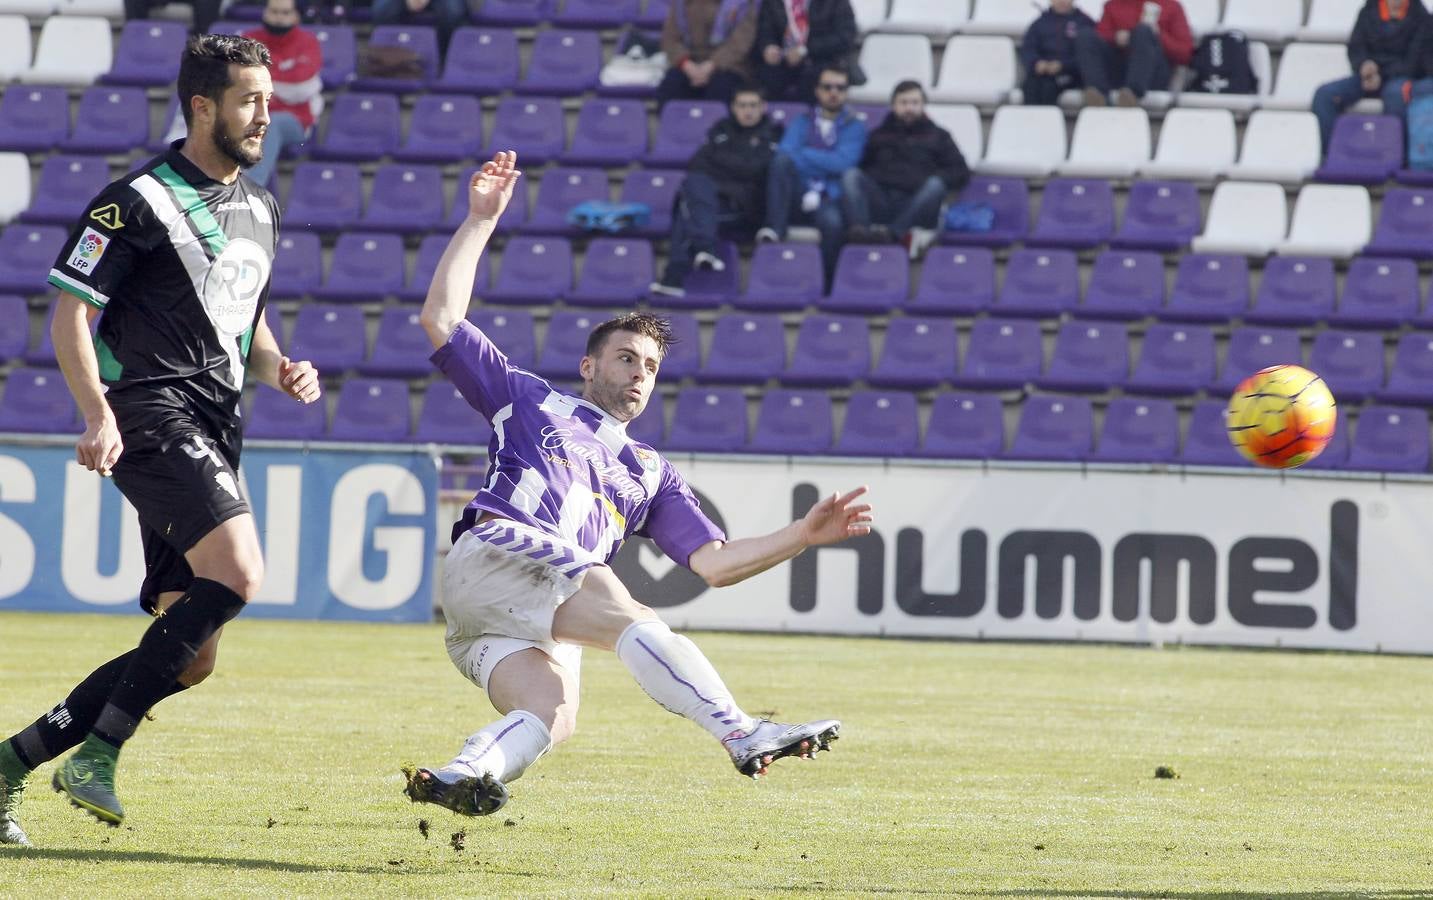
615,620 -> 756,741
437,709 -> 552,785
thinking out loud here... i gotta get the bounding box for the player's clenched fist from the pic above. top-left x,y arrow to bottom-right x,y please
278,356 -> 321,404
77,413 -> 123,477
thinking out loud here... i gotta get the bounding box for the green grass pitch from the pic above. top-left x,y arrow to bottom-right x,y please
1,610 -> 1431,898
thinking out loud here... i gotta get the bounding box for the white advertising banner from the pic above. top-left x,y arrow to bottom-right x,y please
600,460 -> 1433,655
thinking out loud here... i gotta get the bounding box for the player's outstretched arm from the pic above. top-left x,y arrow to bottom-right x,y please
52,291 -> 121,476
688,486 -> 873,588
248,312 -> 321,404
420,150 -> 521,349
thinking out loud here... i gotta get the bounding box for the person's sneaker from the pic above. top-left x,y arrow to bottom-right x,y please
1116,87 -> 1139,107
693,250 -> 725,273
52,737 -> 123,827
648,280 -> 687,299
402,766 -> 509,817
722,718 -> 840,779
755,227 -> 780,244
0,769 -> 30,847
1083,87 -> 1107,107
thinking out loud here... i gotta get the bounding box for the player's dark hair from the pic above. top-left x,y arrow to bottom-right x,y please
176,34 -> 272,127
891,80 -> 926,102
586,313 -> 675,361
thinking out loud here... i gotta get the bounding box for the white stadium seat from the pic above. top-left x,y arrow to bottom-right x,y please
4,0 -> 57,17
1059,107 -> 1151,178
0,153 -> 31,225
1277,184 -> 1372,259
928,34 -> 1016,105
851,0 -> 889,34
926,103 -> 983,166
1298,0 -> 1363,43
0,15 -> 33,81
1075,0 -> 1105,21
848,33 -> 933,103
54,0 -> 124,19
1140,108 -> 1237,181
976,105 -> 1066,178
1263,43 -> 1349,110
19,15 -> 111,85
960,0 -> 1039,37
879,0 -> 965,36
1181,0 -> 1221,38
1226,110 -> 1322,184
1191,181 -> 1289,256
1220,0 -> 1303,45
1177,40 -> 1272,111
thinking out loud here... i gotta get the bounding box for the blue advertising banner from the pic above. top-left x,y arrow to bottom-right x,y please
0,443 -> 438,622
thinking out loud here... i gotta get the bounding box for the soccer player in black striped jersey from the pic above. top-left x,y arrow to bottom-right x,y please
0,34 -> 321,839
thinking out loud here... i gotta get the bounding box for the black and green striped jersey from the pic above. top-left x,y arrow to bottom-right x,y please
47,143 -> 280,431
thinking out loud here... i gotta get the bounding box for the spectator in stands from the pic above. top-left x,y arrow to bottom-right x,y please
660,0 -> 761,106
1020,0 -> 1097,106
125,0 -> 219,35
752,0 -> 859,103
757,65 -> 866,285
372,0 -> 467,57
1311,0 -> 1427,152
243,0 -> 323,188
651,85 -> 784,298
841,81 -> 968,257
1074,0 -> 1192,106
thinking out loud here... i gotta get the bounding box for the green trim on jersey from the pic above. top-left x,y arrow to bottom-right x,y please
155,163 -> 229,258
239,324 -> 254,359
93,335 -> 122,382
48,272 -> 107,309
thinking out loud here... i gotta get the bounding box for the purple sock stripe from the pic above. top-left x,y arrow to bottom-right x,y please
469,717 -> 525,766
633,635 -> 725,710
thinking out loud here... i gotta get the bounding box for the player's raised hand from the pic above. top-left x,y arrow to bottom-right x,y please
800,486 -> 874,546
77,413 -> 123,477
468,150 -> 521,223
279,356 -> 321,404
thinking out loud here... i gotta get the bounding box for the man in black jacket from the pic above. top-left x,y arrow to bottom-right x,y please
752,0 -> 858,102
840,81 -> 969,255
1311,0 -> 1428,152
651,85 -> 783,298
1020,0 -> 1097,105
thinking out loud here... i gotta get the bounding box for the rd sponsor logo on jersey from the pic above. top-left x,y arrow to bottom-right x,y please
65,227 -> 108,274
203,237 -> 270,336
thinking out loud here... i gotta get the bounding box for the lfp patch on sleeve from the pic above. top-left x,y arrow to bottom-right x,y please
65,227 -> 109,275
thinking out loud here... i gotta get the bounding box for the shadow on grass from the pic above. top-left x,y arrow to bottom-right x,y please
0,846 -> 552,878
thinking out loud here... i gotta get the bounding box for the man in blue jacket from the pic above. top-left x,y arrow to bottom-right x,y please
756,64 -> 866,284
1020,0 -> 1097,105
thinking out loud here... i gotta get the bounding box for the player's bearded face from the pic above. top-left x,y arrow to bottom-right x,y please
213,66 -> 273,169
582,332 -> 660,423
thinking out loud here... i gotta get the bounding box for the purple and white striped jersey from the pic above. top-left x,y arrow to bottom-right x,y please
431,321 -> 726,569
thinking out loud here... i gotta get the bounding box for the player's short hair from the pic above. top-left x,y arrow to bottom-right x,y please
176,34 -> 272,127
732,82 -> 765,102
585,313 -> 675,361
891,80 -> 926,102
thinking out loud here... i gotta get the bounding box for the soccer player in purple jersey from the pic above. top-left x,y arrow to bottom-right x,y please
402,151 -> 875,817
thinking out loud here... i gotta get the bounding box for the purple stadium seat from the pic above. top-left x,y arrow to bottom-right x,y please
1300,420 -> 1351,470
207,20 -> 249,35
1037,320 -> 1129,392
701,313 -> 784,384
536,310 -> 603,380
737,242 -> 824,311
619,169 -> 682,238
1004,396 -> 1094,461
1347,406 -> 1430,472
838,391 -> 918,456
1216,326 -> 1304,391
1079,250 -> 1165,320
313,93 -> 401,161
823,245 -> 909,314
638,0 -> 669,26
920,393 -> 1004,459
467,308 -> 536,370
283,162 -> 362,231
487,236 -> 573,304
330,378 -> 412,442
783,314 -> 870,387
518,30 -> 601,95
942,177 -> 1028,247
0,86 -> 69,153
1028,178 -> 1115,249
1378,332 -> 1433,405
62,87 -> 147,154
359,164 -> 445,234
434,27 -> 520,94
556,0 -> 640,26
313,232 -> 405,302
657,311 -> 700,380
1091,397 -> 1179,463
749,389 -> 834,454
395,94 -> 484,163
1247,256 -> 1336,325
1125,322 -> 1216,395
766,102 -> 806,127
102,20 -> 186,86
1163,254 -> 1249,322
1315,115 -> 1402,185
1180,400 -> 1243,467
626,392 -> 664,447
314,25 -> 357,90
907,246 -> 994,315
352,25 -> 439,92
362,307 -> 433,378
569,237 -> 653,306
1365,188 -> 1433,259
20,156 -> 110,227
288,304 -> 368,373
487,97 -> 566,164
0,295 -> 28,363
415,381 -> 496,445
0,225 -> 66,295
449,165 -> 531,231
524,167 -> 609,234
667,386 -> 747,452
659,240 -> 739,308
1332,256 -> 1418,328
246,383 -> 327,440
1308,329 -> 1383,402
0,367 -> 78,433
870,317 -> 957,389
404,234 -> 492,303
475,0 -> 552,25
955,318 -> 1041,390
647,101 -> 727,166
269,232 -> 323,300
1111,180 -> 1201,252
24,303 -> 64,367
564,99 -> 649,166
994,248 -> 1080,317
850,104 -> 888,129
